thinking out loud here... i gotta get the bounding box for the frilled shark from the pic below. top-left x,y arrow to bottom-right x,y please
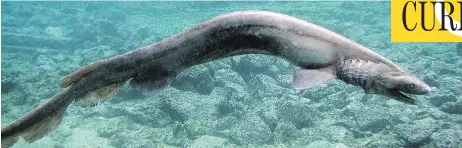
1,11 -> 431,147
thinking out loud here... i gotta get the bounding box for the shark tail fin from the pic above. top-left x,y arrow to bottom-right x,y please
1,87 -> 73,148
1,107 -> 66,148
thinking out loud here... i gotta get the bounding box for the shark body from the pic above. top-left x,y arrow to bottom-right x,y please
1,11 -> 430,147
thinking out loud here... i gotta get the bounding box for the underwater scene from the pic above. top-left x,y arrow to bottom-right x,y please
1,1 -> 461,148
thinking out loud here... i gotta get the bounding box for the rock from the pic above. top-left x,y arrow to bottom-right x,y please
139,36 -> 155,48
37,54 -> 57,71
346,26 -> 366,40
2,91 -> 27,106
184,120 -> 213,139
333,143 -> 351,148
297,124 -> 354,145
277,100 -> 319,129
273,122 -> 296,143
109,133 -> 127,147
167,122 -> 191,147
172,65 -> 215,94
439,100 -> 462,115
45,27 -> 66,37
345,104 -> 398,133
28,15 -> 51,28
236,54 -> 271,70
52,53 -> 67,62
453,83 -> 462,96
325,91 -> 351,109
96,19 -> 122,38
121,102 -> 173,127
2,33 -> 75,50
272,58 -> 292,75
211,69 -> 250,103
63,130 -> 114,148
135,26 -> 154,40
307,140 -> 348,148
209,87 -> 228,100
328,125 -> 351,143
212,116 -> 238,131
214,69 -> 246,86
275,74 -> 292,88
156,98 -> 186,123
428,129 -> 462,148
248,74 -> 292,98
72,24 -> 97,43
76,46 -> 118,64
156,88 -> 219,122
422,72 -> 437,86
216,99 -> 244,118
232,114 -> 272,145
205,58 -> 232,72
2,14 -> 26,27
224,83 -> 251,104
85,2 -> 108,11
365,133 -> 406,147
258,98 -> 279,132
1,78 -> 17,94
301,81 -> 347,103
103,10 -> 127,23
189,135 -> 230,148
60,8 -> 81,15
234,55 -> 273,79
457,42 -> 462,56
109,128 -> 164,148
126,31 -> 143,47
394,118 -> 439,146
429,92 -> 457,107
97,123 -> 121,138
307,140 -> 331,147
421,108 -> 447,121
96,35 -> 125,48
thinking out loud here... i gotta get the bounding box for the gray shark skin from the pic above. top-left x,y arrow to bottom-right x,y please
1,11 -> 431,147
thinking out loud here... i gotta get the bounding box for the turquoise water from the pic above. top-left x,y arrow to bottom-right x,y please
1,1 -> 461,148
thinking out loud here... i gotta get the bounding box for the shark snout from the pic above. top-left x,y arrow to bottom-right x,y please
421,84 -> 432,94
413,82 -> 431,95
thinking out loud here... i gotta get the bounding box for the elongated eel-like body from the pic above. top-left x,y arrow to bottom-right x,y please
1,11 -> 430,148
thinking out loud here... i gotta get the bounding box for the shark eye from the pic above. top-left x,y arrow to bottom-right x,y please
408,84 -> 415,89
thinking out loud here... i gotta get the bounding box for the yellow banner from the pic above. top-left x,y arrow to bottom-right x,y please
391,0 -> 462,42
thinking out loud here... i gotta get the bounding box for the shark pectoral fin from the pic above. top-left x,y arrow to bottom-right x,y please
129,72 -> 175,95
74,82 -> 125,107
363,88 -> 371,94
293,68 -> 336,90
361,92 -> 371,103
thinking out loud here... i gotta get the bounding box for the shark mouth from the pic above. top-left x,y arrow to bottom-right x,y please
389,89 -> 415,104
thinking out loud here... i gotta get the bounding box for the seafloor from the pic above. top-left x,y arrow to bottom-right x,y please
1,1 -> 461,148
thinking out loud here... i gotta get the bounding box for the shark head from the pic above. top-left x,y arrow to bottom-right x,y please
373,72 -> 431,104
